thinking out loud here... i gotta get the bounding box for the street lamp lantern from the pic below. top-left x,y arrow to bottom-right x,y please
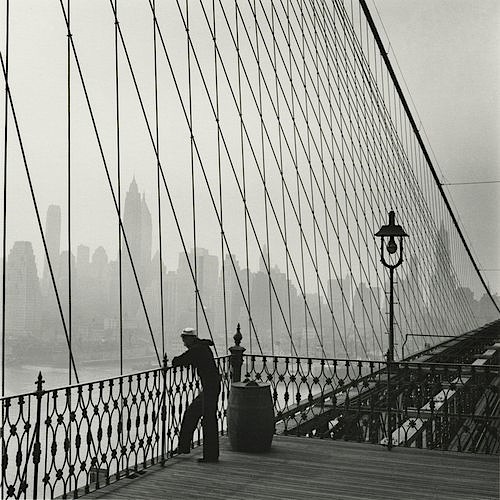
375,211 -> 408,363
375,210 -> 408,262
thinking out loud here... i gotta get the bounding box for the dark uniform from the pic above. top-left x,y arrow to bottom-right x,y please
172,338 -> 221,462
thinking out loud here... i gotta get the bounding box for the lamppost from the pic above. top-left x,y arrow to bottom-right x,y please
375,210 -> 408,363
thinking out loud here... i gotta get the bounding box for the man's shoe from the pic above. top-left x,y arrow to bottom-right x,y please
197,458 -> 219,463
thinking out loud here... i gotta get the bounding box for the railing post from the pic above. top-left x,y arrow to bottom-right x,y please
161,353 -> 168,466
229,324 -> 245,383
386,354 -> 392,451
32,372 -> 45,500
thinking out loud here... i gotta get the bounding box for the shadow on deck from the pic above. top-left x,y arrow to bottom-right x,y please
85,436 -> 499,500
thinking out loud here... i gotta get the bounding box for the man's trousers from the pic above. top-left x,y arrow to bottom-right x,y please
178,385 -> 220,460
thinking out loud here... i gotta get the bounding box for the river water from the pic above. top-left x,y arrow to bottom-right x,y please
3,363 -> 150,397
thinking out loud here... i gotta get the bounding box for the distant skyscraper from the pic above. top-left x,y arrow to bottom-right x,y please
42,204 -> 61,294
122,178 -> 153,315
6,241 -> 41,336
123,178 -> 152,271
141,193 -> 152,268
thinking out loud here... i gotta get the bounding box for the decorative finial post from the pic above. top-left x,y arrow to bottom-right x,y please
32,371 -> 45,499
229,324 -> 246,383
161,353 -> 168,465
35,371 -> 45,394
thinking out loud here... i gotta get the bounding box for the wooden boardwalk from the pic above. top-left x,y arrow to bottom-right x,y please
85,436 -> 499,500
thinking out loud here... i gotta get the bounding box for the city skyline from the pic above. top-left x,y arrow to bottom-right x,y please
3,178 -> 498,373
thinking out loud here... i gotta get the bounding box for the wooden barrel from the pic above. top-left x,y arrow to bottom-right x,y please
228,380 -> 275,452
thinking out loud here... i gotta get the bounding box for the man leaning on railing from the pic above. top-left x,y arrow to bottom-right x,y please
171,327 -> 221,463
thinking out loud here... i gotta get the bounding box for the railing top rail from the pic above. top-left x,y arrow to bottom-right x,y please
244,354 -> 382,364
244,354 -> 500,371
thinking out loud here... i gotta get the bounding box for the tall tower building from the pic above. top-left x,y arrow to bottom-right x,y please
123,178 -> 153,271
6,241 -> 42,336
122,178 -> 153,316
42,204 -> 61,294
123,178 -> 142,267
141,193 -> 152,268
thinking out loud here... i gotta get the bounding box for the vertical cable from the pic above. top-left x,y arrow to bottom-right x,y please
320,0 -> 337,357
212,1 -> 228,351
308,0 -> 325,354
297,0 -> 308,357
1,0 -> 10,406
285,0 -> 307,356
153,0 -> 165,358
113,0 -> 123,375
332,4 -> 348,358
65,4 -> 73,491
186,0 -> 198,334
66,0 -> 72,385
271,2 -> 293,356
113,1 -> 124,476
252,1 -> 274,354
234,3 -> 252,353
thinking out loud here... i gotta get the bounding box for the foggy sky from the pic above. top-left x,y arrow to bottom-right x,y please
372,0 -> 500,294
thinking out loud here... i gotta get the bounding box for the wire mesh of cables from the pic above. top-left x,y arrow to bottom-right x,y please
0,0 -> 497,393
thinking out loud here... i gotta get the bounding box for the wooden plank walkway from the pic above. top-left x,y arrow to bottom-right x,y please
85,436 -> 499,500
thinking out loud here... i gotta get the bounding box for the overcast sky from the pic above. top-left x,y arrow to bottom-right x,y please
371,0 -> 500,294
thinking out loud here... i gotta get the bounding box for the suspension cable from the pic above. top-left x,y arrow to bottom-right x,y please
359,0 -> 500,316
58,0 -> 162,365
66,0 -> 73,386
1,0 -> 10,405
152,0 -> 165,360
0,49 -> 80,382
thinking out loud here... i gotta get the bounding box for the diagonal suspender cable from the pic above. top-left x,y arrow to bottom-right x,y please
329,0 -> 472,336
0,49 -> 80,382
116,0 -> 269,355
293,0 -> 476,342
252,0 -> 274,355
58,0 -> 162,365
152,0 -> 165,359
108,0 -> 226,354
189,0 -> 341,358
185,0 -> 199,336
248,1 -> 375,351
349,0 -> 477,333
342,0 -> 480,333
271,3 -> 294,357
1,0 -> 9,402
201,0 -> 327,355
234,1 -> 253,354
114,0 -> 124,375
211,0 -> 358,356
144,0 -> 306,355
229,0 -> 372,355
212,0 -> 229,352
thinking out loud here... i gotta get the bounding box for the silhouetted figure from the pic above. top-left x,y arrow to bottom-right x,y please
172,327 -> 221,463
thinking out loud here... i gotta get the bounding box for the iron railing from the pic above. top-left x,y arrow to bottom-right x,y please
3,332 -> 499,499
1,356 -> 231,499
